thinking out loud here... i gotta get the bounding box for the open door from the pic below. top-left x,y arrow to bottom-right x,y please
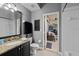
43,12 -> 59,53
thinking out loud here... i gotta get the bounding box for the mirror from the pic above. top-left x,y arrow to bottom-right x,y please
0,8 -> 22,37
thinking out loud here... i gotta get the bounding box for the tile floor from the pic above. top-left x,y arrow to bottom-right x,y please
48,40 -> 59,52
35,49 -> 59,56
34,40 -> 59,56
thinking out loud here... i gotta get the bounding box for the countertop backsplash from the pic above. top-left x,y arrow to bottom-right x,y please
4,35 -> 21,42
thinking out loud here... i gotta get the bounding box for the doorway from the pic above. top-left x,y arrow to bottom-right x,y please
43,12 -> 59,53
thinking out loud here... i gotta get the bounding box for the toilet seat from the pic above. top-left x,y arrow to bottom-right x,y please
31,43 -> 39,48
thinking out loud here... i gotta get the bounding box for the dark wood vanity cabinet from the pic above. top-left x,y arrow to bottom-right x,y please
20,41 -> 30,56
0,46 -> 20,56
0,41 -> 30,56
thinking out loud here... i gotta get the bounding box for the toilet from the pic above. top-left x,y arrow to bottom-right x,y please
28,37 -> 39,55
30,43 -> 39,55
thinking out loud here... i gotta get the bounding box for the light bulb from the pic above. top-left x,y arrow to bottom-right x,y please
4,6 -> 9,10
14,7 -> 17,11
7,4 -> 11,8
10,9 -> 14,12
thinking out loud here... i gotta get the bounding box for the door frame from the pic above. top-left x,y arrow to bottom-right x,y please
42,12 -> 59,52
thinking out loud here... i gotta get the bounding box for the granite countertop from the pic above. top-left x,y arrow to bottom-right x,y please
0,38 -> 31,55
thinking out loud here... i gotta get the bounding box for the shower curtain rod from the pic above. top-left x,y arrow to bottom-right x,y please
62,3 -> 67,12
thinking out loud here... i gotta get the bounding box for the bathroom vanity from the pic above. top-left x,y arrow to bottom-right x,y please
0,39 -> 30,56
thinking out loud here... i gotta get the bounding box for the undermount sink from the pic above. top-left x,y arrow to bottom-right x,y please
5,41 -> 22,46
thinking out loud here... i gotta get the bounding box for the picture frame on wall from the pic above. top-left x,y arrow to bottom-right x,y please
34,20 -> 40,31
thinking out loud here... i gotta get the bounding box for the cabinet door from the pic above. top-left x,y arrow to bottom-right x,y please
1,46 -> 20,56
0,42 -> 30,56
21,41 -> 30,56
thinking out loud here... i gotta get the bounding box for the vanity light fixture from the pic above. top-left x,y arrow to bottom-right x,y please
10,8 -> 15,12
4,6 -> 9,10
0,3 -> 18,12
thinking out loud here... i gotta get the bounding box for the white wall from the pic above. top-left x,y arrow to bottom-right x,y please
31,10 -> 43,47
62,3 -> 79,56
15,3 -> 31,22
31,3 -> 61,48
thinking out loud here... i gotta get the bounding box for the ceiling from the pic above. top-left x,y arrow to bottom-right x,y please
21,3 -> 40,12
21,3 -> 46,12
